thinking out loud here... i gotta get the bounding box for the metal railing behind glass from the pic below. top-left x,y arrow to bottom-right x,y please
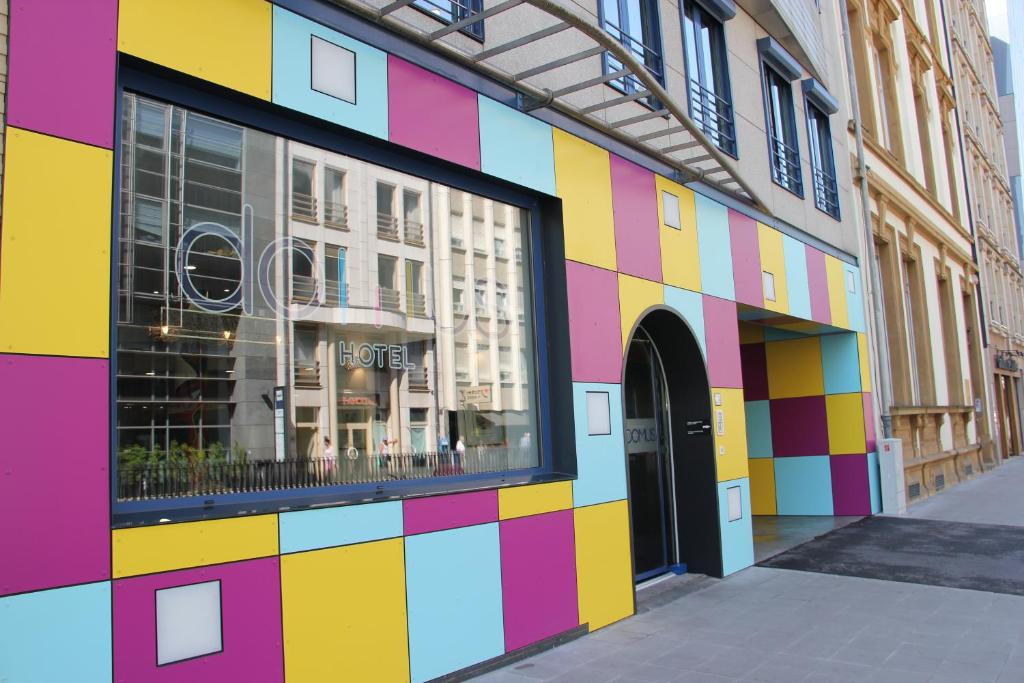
294,360 -> 321,387
324,281 -> 349,308
407,368 -> 430,391
377,212 -> 400,241
769,135 -> 802,194
116,448 -> 535,501
324,201 -> 349,229
405,220 -> 425,245
379,287 -> 401,311
408,291 -> 427,317
688,79 -> 736,156
811,167 -> 840,218
291,192 -> 318,221
292,274 -> 320,304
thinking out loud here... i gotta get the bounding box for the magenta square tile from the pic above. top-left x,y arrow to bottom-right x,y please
729,210 -> 763,307
863,393 -> 877,453
0,355 -> 110,596
703,295 -> 743,388
740,343 -> 769,401
610,155 -> 662,282
387,56 -> 480,169
806,246 -> 832,324
566,260 -> 623,383
830,455 -> 871,515
113,557 -> 284,682
770,396 -> 829,456
500,510 -> 579,651
8,0 -> 117,148
404,490 -> 499,535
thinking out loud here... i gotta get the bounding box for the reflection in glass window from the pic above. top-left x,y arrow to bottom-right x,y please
115,94 -> 541,504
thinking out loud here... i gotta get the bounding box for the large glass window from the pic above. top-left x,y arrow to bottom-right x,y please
806,102 -> 839,219
601,0 -> 664,97
681,0 -> 735,155
116,94 -> 541,506
762,65 -> 803,196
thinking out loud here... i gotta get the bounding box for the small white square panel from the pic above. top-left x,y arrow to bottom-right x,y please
661,191 -> 681,229
846,270 -> 856,293
727,486 -> 743,522
156,581 -> 223,666
586,391 -> 611,436
762,271 -> 776,301
311,36 -> 357,104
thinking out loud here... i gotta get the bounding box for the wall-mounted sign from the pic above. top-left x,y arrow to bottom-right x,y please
459,386 -> 492,406
273,386 -> 286,463
625,418 -> 658,454
339,341 -> 415,370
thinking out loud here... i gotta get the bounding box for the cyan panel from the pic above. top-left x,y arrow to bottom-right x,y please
717,479 -> 754,576
844,264 -> 866,332
695,194 -> 735,301
663,285 -> 706,360
0,582 -> 112,682
272,6 -> 388,139
279,500 -> 403,553
783,234 -> 812,320
406,524 -> 505,683
820,332 -> 862,395
744,400 -> 773,458
572,382 -> 628,507
478,95 -> 556,195
867,451 -> 881,514
774,456 -> 834,515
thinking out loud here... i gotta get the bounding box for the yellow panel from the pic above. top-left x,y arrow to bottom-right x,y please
574,500 -> 634,631
757,223 -> 789,314
825,255 -> 850,329
112,515 -> 279,577
552,129 -> 617,270
748,459 -> 777,515
281,539 -> 409,683
857,333 -> 872,392
0,128 -> 111,357
738,322 -> 765,345
498,481 -> 573,520
826,393 -> 867,455
765,337 -> 824,399
119,0 -> 272,100
618,274 -> 664,348
712,388 -> 749,482
655,176 -> 701,292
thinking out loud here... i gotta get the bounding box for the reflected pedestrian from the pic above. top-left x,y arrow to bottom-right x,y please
323,436 -> 334,481
455,435 -> 466,468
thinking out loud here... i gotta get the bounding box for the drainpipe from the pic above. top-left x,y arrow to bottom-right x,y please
839,0 -> 896,439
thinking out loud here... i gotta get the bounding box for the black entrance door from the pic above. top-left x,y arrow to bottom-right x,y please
624,330 -> 675,581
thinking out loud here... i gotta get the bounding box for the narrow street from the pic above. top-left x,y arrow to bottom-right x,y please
476,460 -> 1024,683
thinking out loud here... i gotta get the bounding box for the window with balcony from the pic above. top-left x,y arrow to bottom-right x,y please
406,260 -> 426,317
475,279 -> 489,318
291,240 -> 318,304
294,326 -> 320,388
453,277 -> 466,315
681,0 -> 736,155
495,283 -> 509,320
291,159 -> 317,221
378,254 -> 400,311
323,167 -> 347,229
413,0 -> 484,40
806,102 -> 839,219
762,64 -> 802,196
600,0 -> 665,97
404,190 -> 424,246
377,182 -> 399,241
325,245 -> 347,308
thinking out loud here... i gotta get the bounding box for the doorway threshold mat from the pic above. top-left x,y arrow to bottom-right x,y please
758,515 -> 1024,595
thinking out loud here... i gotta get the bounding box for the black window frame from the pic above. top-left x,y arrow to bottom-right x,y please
598,0 -> 666,103
760,62 -> 803,197
805,99 -> 840,220
412,0 -> 485,42
680,0 -> 737,157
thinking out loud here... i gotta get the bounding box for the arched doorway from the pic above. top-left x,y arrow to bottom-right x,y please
623,309 -> 722,579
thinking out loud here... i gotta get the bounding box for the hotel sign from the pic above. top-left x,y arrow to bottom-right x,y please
339,341 -> 416,370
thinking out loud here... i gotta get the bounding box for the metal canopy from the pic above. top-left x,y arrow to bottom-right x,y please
333,0 -> 768,211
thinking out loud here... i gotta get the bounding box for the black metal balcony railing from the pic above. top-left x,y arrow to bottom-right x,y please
769,135 -> 802,195
408,291 -> 427,317
405,220 -> 425,246
294,360 -> 320,387
407,368 -> 430,391
324,281 -> 349,308
688,79 -> 736,156
291,192 -> 318,221
811,167 -> 840,219
377,212 -> 400,241
324,201 -> 349,229
379,286 -> 401,311
292,274 -> 319,304
116,448 -> 536,501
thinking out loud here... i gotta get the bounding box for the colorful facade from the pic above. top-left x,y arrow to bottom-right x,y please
1,0 -> 877,681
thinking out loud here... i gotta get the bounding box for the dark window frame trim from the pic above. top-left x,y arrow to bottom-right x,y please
759,59 -> 804,198
111,58 -> 576,527
679,0 -> 738,158
804,98 -> 841,221
597,0 -> 667,101
411,0 -> 486,42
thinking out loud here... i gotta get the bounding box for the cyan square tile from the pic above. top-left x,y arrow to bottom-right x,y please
479,96 -> 555,195
279,500 -> 403,553
774,456 -> 834,515
745,400 -> 773,458
717,479 -> 754,576
572,382 -> 628,507
695,194 -> 735,301
821,333 -> 862,395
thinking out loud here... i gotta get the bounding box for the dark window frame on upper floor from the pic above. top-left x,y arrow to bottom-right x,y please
412,0 -> 485,42
598,0 -> 666,104
802,79 -> 841,220
758,38 -> 803,198
680,0 -> 737,158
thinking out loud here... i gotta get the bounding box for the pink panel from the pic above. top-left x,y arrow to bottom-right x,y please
729,210 -> 763,307
740,342 -> 768,401
863,393 -> 877,453
566,260 -> 623,383
387,56 -> 480,169
703,295 -> 743,388
770,396 -> 829,456
8,0 -> 117,148
806,246 -> 832,324
0,355 -> 110,596
404,490 -> 499,535
500,510 -> 579,652
113,557 -> 284,682
830,455 -> 872,515
610,155 -> 662,281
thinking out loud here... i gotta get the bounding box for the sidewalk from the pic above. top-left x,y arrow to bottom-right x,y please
474,459 -> 1024,683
